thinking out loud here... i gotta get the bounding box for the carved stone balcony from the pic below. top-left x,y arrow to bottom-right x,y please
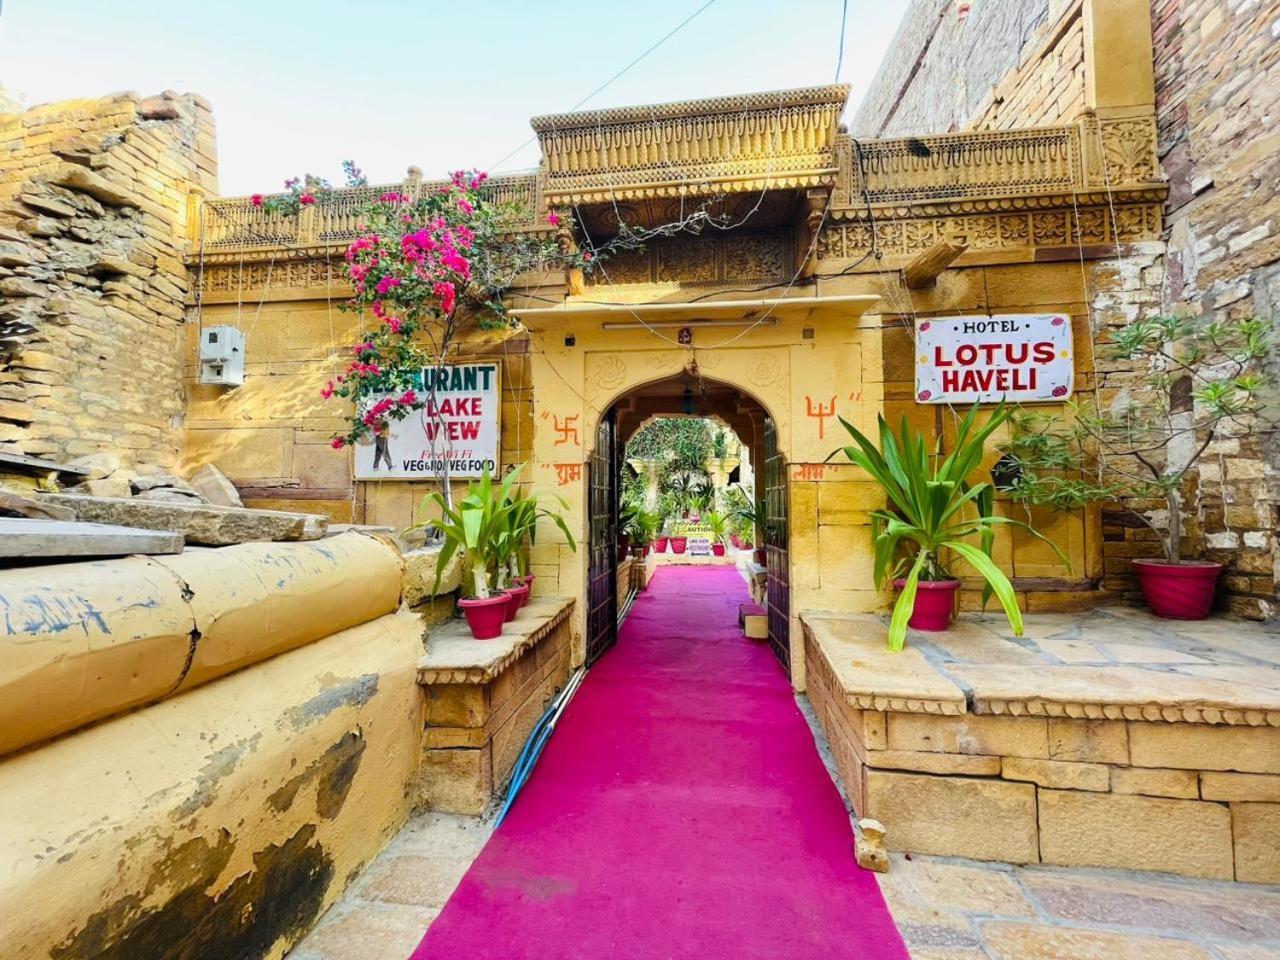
531,85 -> 851,205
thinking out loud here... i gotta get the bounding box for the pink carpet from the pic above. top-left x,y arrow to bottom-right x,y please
411,565 -> 909,960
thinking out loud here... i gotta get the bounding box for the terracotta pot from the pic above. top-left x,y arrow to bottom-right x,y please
502,583 -> 529,620
1132,559 -> 1222,619
712,543 -> 726,557
671,537 -> 688,554
654,536 -> 669,553
893,578 -> 960,631
458,595 -> 508,639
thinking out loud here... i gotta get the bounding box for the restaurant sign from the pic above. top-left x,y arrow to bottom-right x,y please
354,361 -> 501,480
915,314 -> 1073,404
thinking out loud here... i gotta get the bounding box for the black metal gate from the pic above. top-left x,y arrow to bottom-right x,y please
585,406 -> 619,665
762,416 -> 790,675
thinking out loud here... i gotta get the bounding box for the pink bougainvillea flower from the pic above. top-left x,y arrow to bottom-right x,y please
399,389 -> 417,406
583,251 -> 593,262
250,194 -> 264,207
457,198 -> 474,215
433,280 -> 457,314
379,192 -> 403,203
547,212 -> 560,226
375,276 -> 401,296
299,193 -> 316,205
385,316 -> 403,334
321,381 -> 335,399
331,437 -> 346,449
353,341 -> 374,357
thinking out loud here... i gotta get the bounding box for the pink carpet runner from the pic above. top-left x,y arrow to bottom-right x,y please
411,565 -> 908,959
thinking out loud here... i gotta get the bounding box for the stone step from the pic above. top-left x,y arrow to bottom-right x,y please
0,518 -> 183,558
38,493 -> 327,546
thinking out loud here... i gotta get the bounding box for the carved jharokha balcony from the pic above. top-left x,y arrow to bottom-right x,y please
190,85 -> 1165,267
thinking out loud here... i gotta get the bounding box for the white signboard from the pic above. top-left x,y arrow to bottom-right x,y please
354,361 -> 501,480
915,314 -> 1073,404
688,536 -> 713,557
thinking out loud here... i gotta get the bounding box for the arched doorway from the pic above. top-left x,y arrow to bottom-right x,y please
584,372 -> 790,673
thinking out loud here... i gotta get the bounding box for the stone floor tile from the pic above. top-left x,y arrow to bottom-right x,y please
1020,870 -> 1280,941
876,858 -> 926,912
357,853 -> 473,908
980,921 -> 1216,960
288,903 -> 436,960
898,858 -> 1038,918
1215,946 -> 1280,960
890,906 -> 984,951
907,949 -> 991,960
388,811 -> 492,859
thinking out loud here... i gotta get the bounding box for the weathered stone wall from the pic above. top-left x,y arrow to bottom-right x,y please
1153,0 -> 1280,618
851,0 -> 1087,138
0,92 -> 215,472
0,536 -> 423,960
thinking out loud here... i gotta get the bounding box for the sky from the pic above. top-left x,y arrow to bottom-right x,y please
0,0 -> 908,196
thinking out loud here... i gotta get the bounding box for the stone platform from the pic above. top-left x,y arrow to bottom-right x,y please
802,608 -> 1280,882
416,598 -> 573,815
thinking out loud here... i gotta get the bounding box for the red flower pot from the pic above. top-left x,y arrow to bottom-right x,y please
654,536 -> 669,553
458,595 -> 508,639
1132,559 -> 1222,619
671,537 -> 688,554
753,547 -> 767,566
712,543 -> 726,557
502,583 -> 529,620
730,534 -> 742,548
643,544 -> 651,557
893,578 -> 960,631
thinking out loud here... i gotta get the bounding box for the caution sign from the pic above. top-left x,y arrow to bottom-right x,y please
915,314 -> 1073,404
354,361 -> 501,480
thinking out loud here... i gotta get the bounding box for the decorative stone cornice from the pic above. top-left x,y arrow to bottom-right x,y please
533,85 -> 850,204
974,697 -> 1280,727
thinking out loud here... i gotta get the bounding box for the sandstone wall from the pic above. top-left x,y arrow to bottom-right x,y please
0,535 -> 423,960
851,0 -> 1085,138
0,92 -> 214,471
1153,0 -> 1280,618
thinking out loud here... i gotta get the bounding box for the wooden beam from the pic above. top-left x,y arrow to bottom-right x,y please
903,235 -> 969,289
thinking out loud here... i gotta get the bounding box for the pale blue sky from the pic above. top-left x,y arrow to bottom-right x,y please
0,0 -> 907,195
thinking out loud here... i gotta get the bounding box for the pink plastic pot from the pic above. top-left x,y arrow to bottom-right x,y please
893,578 -> 960,631
654,536 -> 669,553
730,534 -> 742,548
503,583 -> 529,620
753,547 -> 767,566
1132,559 -> 1221,619
458,595 -> 509,639
671,537 -> 688,555
712,543 -> 726,557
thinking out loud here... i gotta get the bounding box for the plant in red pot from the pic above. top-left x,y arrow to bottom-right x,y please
1004,315 -> 1274,620
706,510 -> 729,557
834,402 -> 1059,651
500,475 -> 577,615
670,536 -> 688,554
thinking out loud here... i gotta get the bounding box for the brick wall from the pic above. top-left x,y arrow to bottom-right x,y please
0,93 -> 215,473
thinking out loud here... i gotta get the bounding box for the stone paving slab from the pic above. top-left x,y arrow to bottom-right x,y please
801,608 -> 1280,726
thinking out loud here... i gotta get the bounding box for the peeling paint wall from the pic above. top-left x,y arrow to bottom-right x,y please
0,607 -> 424,960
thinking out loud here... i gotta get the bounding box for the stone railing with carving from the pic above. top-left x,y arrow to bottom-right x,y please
532,86 -> 850,204
195,171 -> 544,260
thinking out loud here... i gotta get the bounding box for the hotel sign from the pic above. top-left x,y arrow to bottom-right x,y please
915,314 -> 1073,404
354,361 -> 501,480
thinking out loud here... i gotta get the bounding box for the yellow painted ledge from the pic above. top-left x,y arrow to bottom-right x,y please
418,597 -> 575,685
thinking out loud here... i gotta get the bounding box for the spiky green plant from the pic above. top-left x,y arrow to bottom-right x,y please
833,402 -> 1061,651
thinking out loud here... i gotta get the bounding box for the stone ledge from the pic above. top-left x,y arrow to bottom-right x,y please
417,597 -> 574,685
800,608 -> 1280,727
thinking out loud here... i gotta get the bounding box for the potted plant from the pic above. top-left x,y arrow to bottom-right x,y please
1003,315 -> 1273,619
833,402 -> 1060,651
501,474 -> 576,613
731,490 -> 768,566
706,510 -> 730,557
412,465 -> 516,639
670,530 -> 688,554
625,508 -> 660,557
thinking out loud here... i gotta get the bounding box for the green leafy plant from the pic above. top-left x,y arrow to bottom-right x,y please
503,481 -> 576,581
624,506 -> 661,548
411,465 -> 517,599
705,510 -> 730,544
1002,315 -> 1275,564
730,486 -> 768,545
832,403 -> 1060,651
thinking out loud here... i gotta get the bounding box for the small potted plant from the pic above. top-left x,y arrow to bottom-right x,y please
500,474 -> 576,614
670,530 -> 688,554
833,402 -> 1060,650
731,491 -> 768,566
412,466 -> 515,639
1003,315 -> 1273,619
706,510 -> 730,557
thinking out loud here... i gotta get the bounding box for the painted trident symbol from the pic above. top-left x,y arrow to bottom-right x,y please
805,395 -> 837,439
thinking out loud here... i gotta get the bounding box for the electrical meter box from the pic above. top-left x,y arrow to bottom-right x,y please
198,326 -> 245,386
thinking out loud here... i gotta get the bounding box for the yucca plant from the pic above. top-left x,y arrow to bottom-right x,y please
705,510 -> 730,544
504,478 -> 577,580
411,464 -> 518,599
833,402 -> 1060,651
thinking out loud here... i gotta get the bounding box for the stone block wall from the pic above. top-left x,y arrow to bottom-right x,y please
0,92 -> 215,471
805,625 -> 1280,882
1153,0 -> 1280,618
